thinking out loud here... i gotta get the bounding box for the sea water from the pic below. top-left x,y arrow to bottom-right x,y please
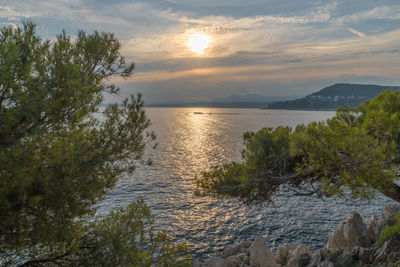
97,107 -> 395,260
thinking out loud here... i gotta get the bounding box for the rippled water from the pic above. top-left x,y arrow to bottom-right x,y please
97,107 -> 395,260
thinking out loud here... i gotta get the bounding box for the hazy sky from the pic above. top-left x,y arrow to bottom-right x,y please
1,1 -> 400,103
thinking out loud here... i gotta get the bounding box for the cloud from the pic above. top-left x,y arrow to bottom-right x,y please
114,1 -> 400,102
118,2 -> 343,64
337,5 -> 400,23
347,27 -> 366,37
0,5 -> 30,19
0,22 -> 17,29
174,2 -> 337,27
1,0 -> 399,102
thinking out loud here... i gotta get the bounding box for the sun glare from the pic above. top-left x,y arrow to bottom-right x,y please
187,33 -> 211,54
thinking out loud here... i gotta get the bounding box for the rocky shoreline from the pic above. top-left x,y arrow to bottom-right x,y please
196,204 -> 400,267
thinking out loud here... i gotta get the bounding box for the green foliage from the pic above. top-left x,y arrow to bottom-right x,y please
243,256 -> 250,265
1,200 -> 191,266
242,126 -> 292,172
195,127 -> 293,203
379,211 -> 400,246
78,200 -> 191,266
86,200 -> 191,267
0,22 -> 189,266
196,90 -> 400,204
378,211 -> 400,266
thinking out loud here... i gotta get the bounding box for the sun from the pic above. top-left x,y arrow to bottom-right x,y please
187,33 -> 211,54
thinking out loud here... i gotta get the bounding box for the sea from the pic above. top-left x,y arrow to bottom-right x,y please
96,107 -> 395,260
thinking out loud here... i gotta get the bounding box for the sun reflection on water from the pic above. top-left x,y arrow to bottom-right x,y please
179,109 -> 220,172
160,108 -> 248,255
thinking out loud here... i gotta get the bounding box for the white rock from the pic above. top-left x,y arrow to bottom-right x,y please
285,244 -> 313,267
223,241 -> 252,258
326,212 -> 370,250
290,243 -> 313,259
343,212 -> 370,247
367,215 -> 380,243
381,204 -> 400,223
366,204 -> 400,244
325,222 -> 346,250
378,204 -> 400,232
274,243 -> 296,264
225,255 -> 242,267
249,237 -> 279,267
287,253 -> 311,267
205,256 -> 225,267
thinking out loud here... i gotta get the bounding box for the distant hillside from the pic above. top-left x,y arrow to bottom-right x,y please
146,94 -> 298,108
267,83 -> 400,110
145,101 -> 271,108
212,94 -> 296,103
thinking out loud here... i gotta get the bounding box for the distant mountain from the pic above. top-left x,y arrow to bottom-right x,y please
213,94 -> 296,103
146,94 -> 299,108
267,83 -> 400,110
146,101 -> 270,108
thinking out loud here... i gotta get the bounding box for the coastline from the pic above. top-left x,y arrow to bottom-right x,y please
197,204 -> 400,267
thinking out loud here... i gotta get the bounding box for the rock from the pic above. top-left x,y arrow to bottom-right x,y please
316,248 -> 333,259
367,215 -> 380,243
222,241 -> 252,258
249,237 -> 278,267
236,252 -> 247,260
351,246 -> 374,263
205,256 -> 225,267
366,204 -> 400,244
307,254 -> 322,267
381,204 -> 400,224
287,244 -> 313,267
193,260 -> 202,267
240,247 -> 248,254
287,253 -> 311,267
308,248 -> 336,267
225,255 -> 241,267
374,234 -> 400,264
376,204 -> 400,233
316,260 -> 335,267
275,243 -> 296,264
326,212 -> 370,250
290,243 -> 313,259
342,212 -> 371,248
336,251 -> 353,266
374,242 -> 389,263
326,223 -> 347,250
285,244 -> 312,267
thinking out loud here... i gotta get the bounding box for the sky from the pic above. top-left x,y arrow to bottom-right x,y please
1,0 -> 400,103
